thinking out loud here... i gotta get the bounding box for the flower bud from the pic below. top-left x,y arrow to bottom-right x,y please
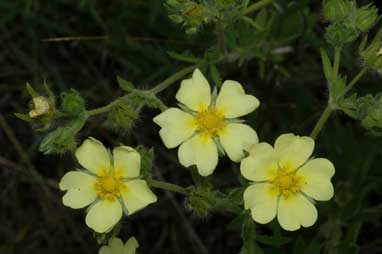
360,27 -> 382,73
323,0 -> 351,21
29,96 -> 51,118
39,127 -> 77,154
355,4 -> 379,32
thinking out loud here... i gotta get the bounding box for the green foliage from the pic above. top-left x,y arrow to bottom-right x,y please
360,27 -> 382,73
60,89 -> 86,116
323,0 -> 379,47
340,93 -> 382,135
106,98 -> 139,132
136,146 -> 154,179
39,127 -> 77,154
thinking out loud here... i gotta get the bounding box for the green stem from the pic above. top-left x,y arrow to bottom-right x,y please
149,65 -> 198,94
87,98 -> 122,116
147,179 -> 189,195
310,105 -> 333,139
342,67 -> 367,95
243,0 -> 274,15
332,47 -> 341,82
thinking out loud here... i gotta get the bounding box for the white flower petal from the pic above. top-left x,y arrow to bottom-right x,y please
153,108 -> 196,148
277,194 -> 318,231
297,158 -> 335,201
121,179 -> 157,215
125,237 -> 139,253
175,68 -> 211,112
216,80 -> 260,118
219,123 -> 258,162
240,142 -> 277,181
244,183 -> 278,224
178,134 -> 218,176
59,171 -> 97,209
85,200 -> 122,233
76,137 -> 111,174
274,133 -> 314,169
113,146 -> 141,178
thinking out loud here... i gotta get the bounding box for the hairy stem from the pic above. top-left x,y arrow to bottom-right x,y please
147,179 -> 189,195
149,65 -> 198,94
243,0 -> 274,15
310,105 -> 333,139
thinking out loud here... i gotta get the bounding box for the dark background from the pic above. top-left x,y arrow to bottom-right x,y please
1,1 -> 382,253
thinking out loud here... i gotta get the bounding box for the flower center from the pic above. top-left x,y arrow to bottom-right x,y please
270,167 -> 302,199
94,172 -> 126,201
195,108 -> 225,137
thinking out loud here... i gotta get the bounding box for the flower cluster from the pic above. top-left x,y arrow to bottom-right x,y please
154,69 -> 335,231
58,68 -> 335,250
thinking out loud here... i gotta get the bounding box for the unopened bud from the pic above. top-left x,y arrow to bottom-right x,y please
29,96 -> 50,118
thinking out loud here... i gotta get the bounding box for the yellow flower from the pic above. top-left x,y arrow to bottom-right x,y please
240,133 -> 335,231
153,68 -> 260,176
59,138 -> 157,233
99,237 -> 139,254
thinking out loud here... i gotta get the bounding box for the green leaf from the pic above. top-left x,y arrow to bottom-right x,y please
117,76 -> 135,92
26,82 -> 39,98
255,235 -> 291,246
209,63 -> 222,87
137,146 -> 154,178
14,113 -> 32,122
320,48 -> 333,82
240,215 -> 264,254
167,51 -> 202,63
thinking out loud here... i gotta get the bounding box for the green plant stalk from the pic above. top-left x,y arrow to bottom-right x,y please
310,105 -> 333,139
147,179 -> 189,195
342,67 -> 368,95
149,65 -> 198,94
87,97 -> 123,116
311,68 -> 367,139
243,0 -> 274,15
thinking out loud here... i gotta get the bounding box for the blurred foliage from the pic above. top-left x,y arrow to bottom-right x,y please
1,0 -> 382,254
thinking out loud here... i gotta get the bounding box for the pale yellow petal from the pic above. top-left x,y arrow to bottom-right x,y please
121,179 -> 157,215
215,80 -> 260,118
277,194 -> 318,231
274,133 -> 314,169
153,108 -> 196,148
99,238 -> 125,254
85,200 -> 122,233
125,237 -> 139,254
219,123 -> 258,162
113,146 -> 141,178
75,137 -> 111,174
244,183 -> 278,224
175,68 -> 211,111
178,134 -> 218,176
297,158 -> 335,201
59,171 -> 97,209
240,142 -> 277,181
